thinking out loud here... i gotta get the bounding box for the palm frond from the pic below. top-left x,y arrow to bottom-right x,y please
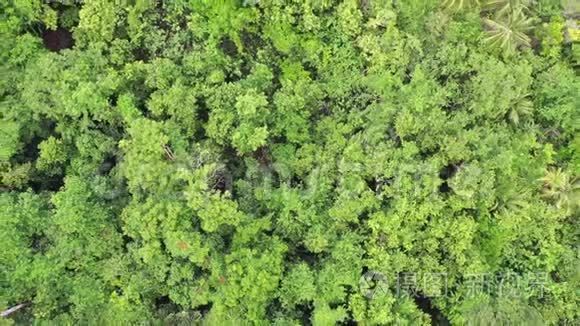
539,168 -> 580,214
442,0 -> 481,12
508,93 -> 533,125
484,9 -> 533,53
484,0 -> 531,17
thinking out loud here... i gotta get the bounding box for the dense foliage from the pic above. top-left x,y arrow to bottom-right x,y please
1,0 -> 579,324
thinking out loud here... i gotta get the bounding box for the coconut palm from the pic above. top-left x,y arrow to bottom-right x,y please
484,0 -> 531,17
493,188 -> 530,215
442,0 -> 481,12
507,92 -> 533,125
442,0 -> 529,13
483,8 -> 534,54
466,297 -> 544,326
539,168 -> 580,215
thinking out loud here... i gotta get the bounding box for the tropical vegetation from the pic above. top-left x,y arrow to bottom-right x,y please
1,0 -> 578,324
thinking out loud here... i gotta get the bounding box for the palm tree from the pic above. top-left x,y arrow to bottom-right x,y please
442,0 -> 481,12
442,0 -> 529,14
493,188 -> 530,215
539,168 -> 580,215
440,0 -> 536,54
483,0 -> 531,17
507,92 -> 533,125
483,8 -> 534,54
465,297 -> 544,326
